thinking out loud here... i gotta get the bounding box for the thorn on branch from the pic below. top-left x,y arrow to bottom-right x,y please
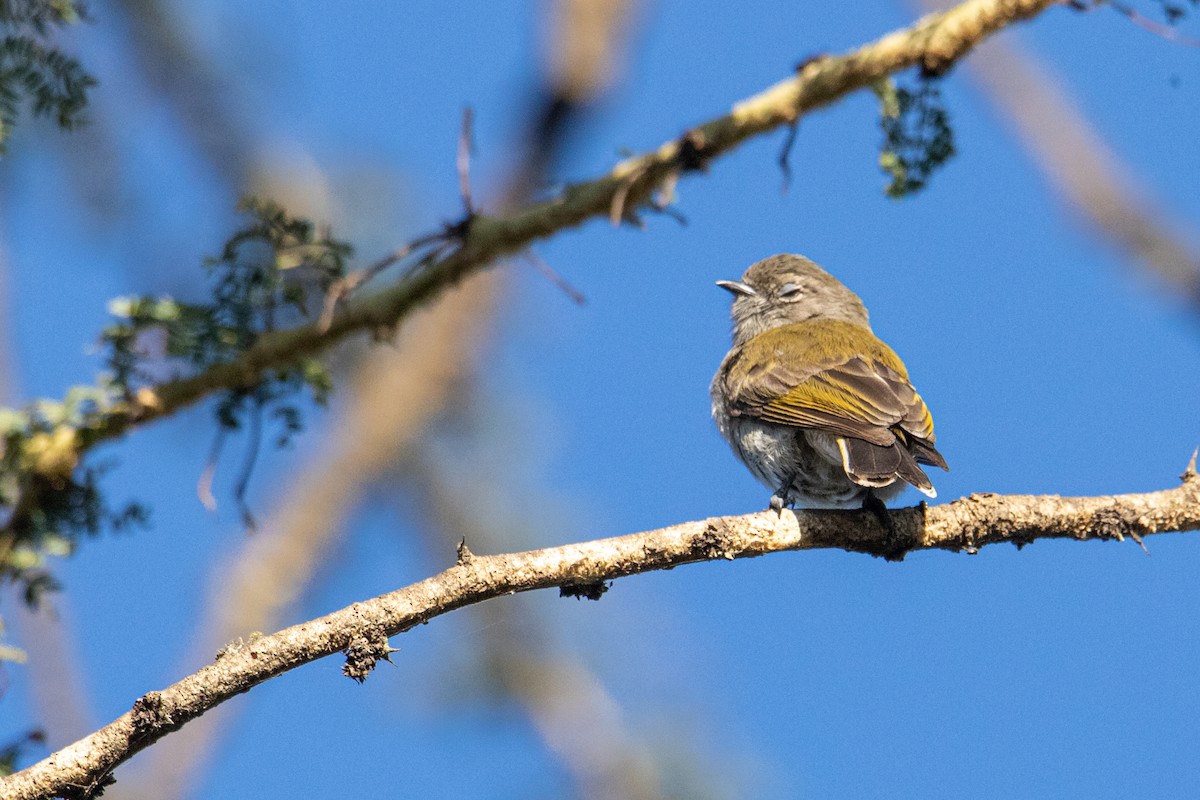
559,580 -> 610,601
456,538 -> 474,565
1182,447 -> 1198,482
794,53 -> 829,74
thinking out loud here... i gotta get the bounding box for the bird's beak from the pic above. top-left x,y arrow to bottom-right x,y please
716,280 -> 756,297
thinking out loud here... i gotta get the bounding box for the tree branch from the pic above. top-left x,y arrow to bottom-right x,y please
3,463 -> 1198,799
33,0 -> 1062,467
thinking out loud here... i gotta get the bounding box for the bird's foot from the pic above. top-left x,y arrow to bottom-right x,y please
769,478 -> 797,517
769,493 -> 786,517
768,479 -> 796,515
862,491 -> 907,562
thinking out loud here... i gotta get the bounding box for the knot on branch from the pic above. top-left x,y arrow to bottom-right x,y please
559,580 -> 611,601
443,211 -> 477,246
341,629 -> 395,683
675,130 -> 712,173
130,691 -> 180,735
1089,508 -> 1150,554
1089,508 -> 1130,543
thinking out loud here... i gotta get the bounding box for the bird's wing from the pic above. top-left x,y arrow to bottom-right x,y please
720,320 -> 936,447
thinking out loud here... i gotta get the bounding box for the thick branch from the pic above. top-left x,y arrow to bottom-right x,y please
4,471 -> 1198,800
65,0 -> 1060,453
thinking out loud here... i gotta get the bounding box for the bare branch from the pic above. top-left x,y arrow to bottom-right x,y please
4,469 -> 1199,799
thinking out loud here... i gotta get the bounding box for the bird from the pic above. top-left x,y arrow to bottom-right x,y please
710,253 -> 947,514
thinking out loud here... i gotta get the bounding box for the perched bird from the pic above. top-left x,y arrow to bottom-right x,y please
710,254 -> 947,513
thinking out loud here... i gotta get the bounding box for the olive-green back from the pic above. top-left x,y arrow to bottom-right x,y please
719,319 -> 935,445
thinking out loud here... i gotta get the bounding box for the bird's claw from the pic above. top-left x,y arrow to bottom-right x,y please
769,494 -> 786,517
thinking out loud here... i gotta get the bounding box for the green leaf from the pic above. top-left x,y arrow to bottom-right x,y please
875,73 -> 956,199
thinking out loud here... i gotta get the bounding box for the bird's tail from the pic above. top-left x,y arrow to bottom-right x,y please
837,436 -> 944,498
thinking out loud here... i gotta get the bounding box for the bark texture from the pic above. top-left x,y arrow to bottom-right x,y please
3,466 -> 1198,800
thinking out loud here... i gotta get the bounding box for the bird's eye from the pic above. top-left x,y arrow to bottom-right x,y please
778,282 -> 803,299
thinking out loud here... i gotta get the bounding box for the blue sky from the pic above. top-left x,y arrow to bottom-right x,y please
3,1 -> 1200,798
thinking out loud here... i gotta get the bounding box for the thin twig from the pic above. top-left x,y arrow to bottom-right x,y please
196,427 -> 227,512
521,251 -> 587,305
233,399 -> 263,532
778,119 -> 799,194
1107,1 -> 1200,46
317,232 -> 449,333
458,106 -> 477,215
609,163 -> 649,227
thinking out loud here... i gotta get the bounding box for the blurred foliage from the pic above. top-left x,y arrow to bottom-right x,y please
0,614 -> 26,663
0,0 -> 94,151
0,389 -> 150,604
0,199 -> 350,597
1151,0 -> 1200,24
873,74 -> 955,199
102,197 -> 349,432
0,730 -> 44,777
104,198 -> 347,448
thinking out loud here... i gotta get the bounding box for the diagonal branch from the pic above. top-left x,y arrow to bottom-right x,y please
33,0 -> 1062,467
3,463 -> 1198,800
